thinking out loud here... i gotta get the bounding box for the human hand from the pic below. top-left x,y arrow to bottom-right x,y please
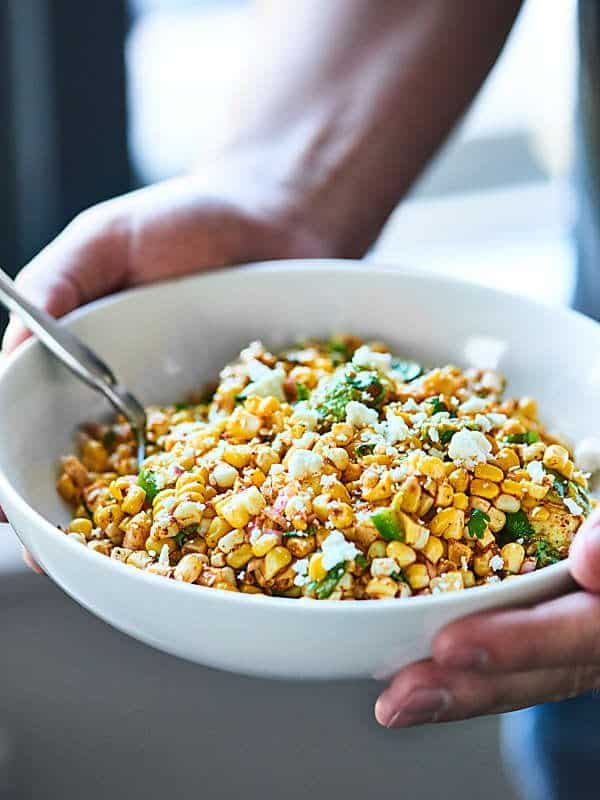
0,154 -> 338,557
375,509 -> 600,728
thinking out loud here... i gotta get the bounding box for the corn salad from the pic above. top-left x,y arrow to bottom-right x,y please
56,337 -> 593,600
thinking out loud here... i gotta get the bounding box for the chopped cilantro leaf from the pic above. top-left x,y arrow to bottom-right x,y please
506,431 -> 539,445
356,442 -> 376,456
501,509 -> 535,543
467,508 -> 490,539
174,403 -> 189,412
535,540 -> 561,567
390,359 -> 422,382
355,553 -> 368,570
439,428 -> 455,445
137,468 -> 160,503
174,525 -> 200,548
390,568 -> 408,583
428,396 -> 448,415
295,383 -> 310,402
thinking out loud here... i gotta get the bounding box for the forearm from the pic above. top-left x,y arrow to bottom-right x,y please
224,0 -> 523,255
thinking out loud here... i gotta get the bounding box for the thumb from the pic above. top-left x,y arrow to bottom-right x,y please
569,507 -> 600,592
2,208 -> 128,354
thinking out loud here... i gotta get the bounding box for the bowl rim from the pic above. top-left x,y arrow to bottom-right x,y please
0,258 -> 579,614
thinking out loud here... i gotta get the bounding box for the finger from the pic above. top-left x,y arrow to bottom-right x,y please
375,659 -> 600,728
569,506 -> 600,592
431,591 -> 600,674
22,548 -> 45,575
2,209 -> 129,354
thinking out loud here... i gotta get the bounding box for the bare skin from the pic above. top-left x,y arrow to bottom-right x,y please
11,0 -> 598,728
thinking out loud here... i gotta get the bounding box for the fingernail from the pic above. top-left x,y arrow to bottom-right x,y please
437,645 -> 489,671
377,688 -> 451,728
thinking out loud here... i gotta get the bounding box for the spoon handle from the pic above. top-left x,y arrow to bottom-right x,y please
0,268 -> 118,391
0,268 -> 146,464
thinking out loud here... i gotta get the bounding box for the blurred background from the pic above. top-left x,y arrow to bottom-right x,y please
0,0 -> 576,797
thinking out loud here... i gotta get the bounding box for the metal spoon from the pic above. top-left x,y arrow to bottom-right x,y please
0,268 -> 147,465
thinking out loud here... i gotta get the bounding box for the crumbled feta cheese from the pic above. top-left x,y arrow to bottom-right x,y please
158,544 -> 170,566
346,401 -> 379,428
480,371 -> 503,393
320,474 -> 338,489
448,429 -> 492,466
526,460 -> 545,484
489,554 -> 504,572
287,449 -> 323,480
293,432 -> 318,449
380,412 -> 410,444
286,495 -> 308,515
429,427 -> 440,443
270,464 -> 284,475
402,398 -> 419,412
243,360 -> 286,400
575,437 -> 600,474
410,412 -> 427,425
486,413 -> 508,428
564,497 -> 584,516
430,411 -> 450,425
321,531 -> 359,569
352,345 -> 392,373
460,396 -> 488,413
371,557 -> 399,578
292,558 -> 310,586
291,402 -> 319,431
475,414 -> 492,433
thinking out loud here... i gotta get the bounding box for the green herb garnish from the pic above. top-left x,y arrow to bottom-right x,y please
501,509 -> 535,542
506,431 -> 539,445
371,508 -> 405,541
355,553 -> 368,570
391,568 -> 408,583
534,540 -> 561,567
174,403 -> 189,412
390,359 -> 422,382
328,340 -> 351,363
137,468 -> 160,503
439,428 -> 455,445
295,383 -> 310,402
311,562 -> 347,599
174,525 -> 200,548
467,508 -> 490,540
428,396 -> 448,415
356,442 -> 376,457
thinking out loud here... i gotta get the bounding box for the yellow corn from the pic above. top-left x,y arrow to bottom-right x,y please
68,518 -> 93,537
474,463 -> 504,482
422,535 -> 444,565
174,553 -> 205,583
264,547 -> 292,581
405,563 -> 430,590
430,571 -> 464,593
386,541 -> 417,568
470,478 -> 500,500
500,542 -> 525,573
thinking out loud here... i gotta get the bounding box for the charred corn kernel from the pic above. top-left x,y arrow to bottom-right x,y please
329,502 -> 354,528
121,485 -> 146,515
473,551 -> 493,577
423,535 -> 444,564
474,463 -> 504,482
216,495 -> 250,529
222,444 -> 252,468
312,494 -> 331,521
430,507 -> 464,540
453,492 -> 469,510
435,483 -> 454,507
326,447 -> 350,471
111,546 -> 133,563
212,462 -> 238,489
205,517 -> 232,548
543,444 -> 569,472
145,536 -> 176,556
448,541 -> 473,567
327,482 -> 351,502
264,547 -> 292,581
448,468 -> 469,493
331,422 -> 354,445
240,486 -> 266,515
531,505 -> 550,522
173,500 -> 205,527
386,541 -> 417,568
308,553 -> 327,582
68,518 -> 93,537
501,542 -> 525,573
368,540 -> 387,560
365,577 -> 398,599
225,408 -> 261,439
470,478 -> 500,500
406,563 -> 430,590
81,439 -> 108,471
87,539 -> 112,555
182,538 -> 207,555
362,472 -> 393,502
217,529 -> 246,553
402,515 -> 430,549
174,553 -> 205,583
522,482 -> 549,501
226,544 -> 254,569
475,528 -> 496,550
420,456 -> 446,481
255,447 -> 279,474
461,570 -> 476,588
493,448 -> 520,472
67,532 -> 86,545
251,532 -> 279,558
57,474 -> 77,502
523,442 -> 546,462
126,551 -> 154,569
487,507 -> 507,532
501,479 -> 523,498
430,571 -> 464,593
519,396 -> 538,418
395,477 -> 421,513
94,503 -> 124,529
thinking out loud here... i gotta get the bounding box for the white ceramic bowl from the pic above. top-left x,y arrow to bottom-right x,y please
0,260 -> 590,680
